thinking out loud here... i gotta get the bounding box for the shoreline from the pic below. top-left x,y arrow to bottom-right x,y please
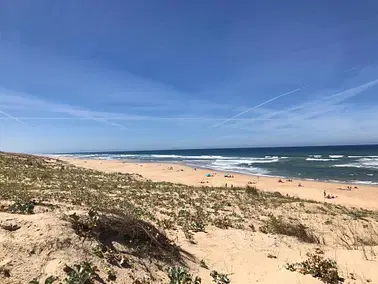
53,155 -> 378,186
170,161 -> 378,186
47,154 -> 378,186
59,157 -> 378,210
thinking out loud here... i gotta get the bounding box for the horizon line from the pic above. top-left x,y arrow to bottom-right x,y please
45,143 -> 378,155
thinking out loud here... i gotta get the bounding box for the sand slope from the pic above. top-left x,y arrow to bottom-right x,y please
1,210 -> 377,283
1,154 -> 378,283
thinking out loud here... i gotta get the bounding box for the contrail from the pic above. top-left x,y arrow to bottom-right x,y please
211,88 -> 301,128
0,109 -> 27,125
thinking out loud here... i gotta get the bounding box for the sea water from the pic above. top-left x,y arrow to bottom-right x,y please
53,145 -> 378,185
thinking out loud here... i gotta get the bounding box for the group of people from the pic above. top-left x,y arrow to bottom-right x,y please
201,171 -> 355,202
324,190 -> 337,199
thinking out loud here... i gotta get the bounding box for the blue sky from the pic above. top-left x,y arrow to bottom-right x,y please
1,1 -> 378,153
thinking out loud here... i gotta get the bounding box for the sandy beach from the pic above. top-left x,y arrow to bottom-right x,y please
61,157 -> 378,210
1,152 -> 378,283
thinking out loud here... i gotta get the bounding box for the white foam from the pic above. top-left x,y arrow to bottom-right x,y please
329,155 -> 344,158
333,164 -> 363,168
118,154 -> 139,157
326,179 -> 378,185
306,158 -> 336,161
207,164 -> 269,176
250,159 -> 279,163
309,155 -> 322,158
348,155 -> 378,158
357,158 -> 378,169
358,157 -> 378,162
353,180 -> 378,185
212,158 -> 279,167
149,154 -> 225,159
333,159 -> 378,169
149,154 -> 183,158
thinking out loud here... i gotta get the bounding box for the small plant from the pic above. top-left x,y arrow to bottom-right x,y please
285,249 -> 343,284
62,261 -> 97,284
213,216 -> 232,229
190,220 -> 206,232
210,270 -> 230,284
106,267 -> 117,281
183,224 -> 195,243
167,266 -> 201,284
160,218 -> 176,230
92,244 -> 104,258
200,259 -> 209,269
245,186 -> 259,196
8,200 -> 35,214
29,276 -> 57,284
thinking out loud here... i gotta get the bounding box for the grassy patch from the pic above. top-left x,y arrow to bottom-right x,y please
260,215 -> 321,244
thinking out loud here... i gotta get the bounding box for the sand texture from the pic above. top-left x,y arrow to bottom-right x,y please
0,153 -> 377,283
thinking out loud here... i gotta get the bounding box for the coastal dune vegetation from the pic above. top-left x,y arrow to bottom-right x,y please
0,152 -> 378,283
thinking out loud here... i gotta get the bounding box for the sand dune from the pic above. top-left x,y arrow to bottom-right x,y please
1,153 -> 378,283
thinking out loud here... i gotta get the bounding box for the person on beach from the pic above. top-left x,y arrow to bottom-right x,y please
324,190 -> 327,198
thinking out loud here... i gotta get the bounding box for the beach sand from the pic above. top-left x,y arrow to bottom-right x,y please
2,153 -> 378,283
62,157 -> 378,210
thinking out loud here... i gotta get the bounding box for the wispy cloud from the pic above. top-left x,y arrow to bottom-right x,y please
0,87 -> 249,125
210,88 -> 301,128
213,78 -> 378,140
0,90 -> 131,129
0,108 -> 26,125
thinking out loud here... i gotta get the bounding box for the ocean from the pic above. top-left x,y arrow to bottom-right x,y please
53,145 -> 378,185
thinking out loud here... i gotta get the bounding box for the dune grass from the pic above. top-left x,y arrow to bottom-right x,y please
1,152 -> 378,283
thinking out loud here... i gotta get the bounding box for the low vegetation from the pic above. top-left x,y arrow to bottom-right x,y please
1,152 -> 378,283
285,248 -> 344,284
67,209 -> 186,265
167,267 -> 201,284
210,271 -> 230,284
259,215 -> 321,244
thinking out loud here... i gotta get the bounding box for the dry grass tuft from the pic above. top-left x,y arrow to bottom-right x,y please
260,215 -> 321,244
67,209 -> 193,265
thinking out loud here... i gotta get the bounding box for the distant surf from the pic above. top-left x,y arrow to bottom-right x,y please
52,145 -> 378,185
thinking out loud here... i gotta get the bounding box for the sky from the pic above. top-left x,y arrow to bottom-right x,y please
1,1 -> 378,153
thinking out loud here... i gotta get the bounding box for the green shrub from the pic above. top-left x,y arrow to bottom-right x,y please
62,261 -> 97,284
210,270 -> 230,284
8,200 -> 35,214
285,249 -> 343,284
167,266 -> 201,284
